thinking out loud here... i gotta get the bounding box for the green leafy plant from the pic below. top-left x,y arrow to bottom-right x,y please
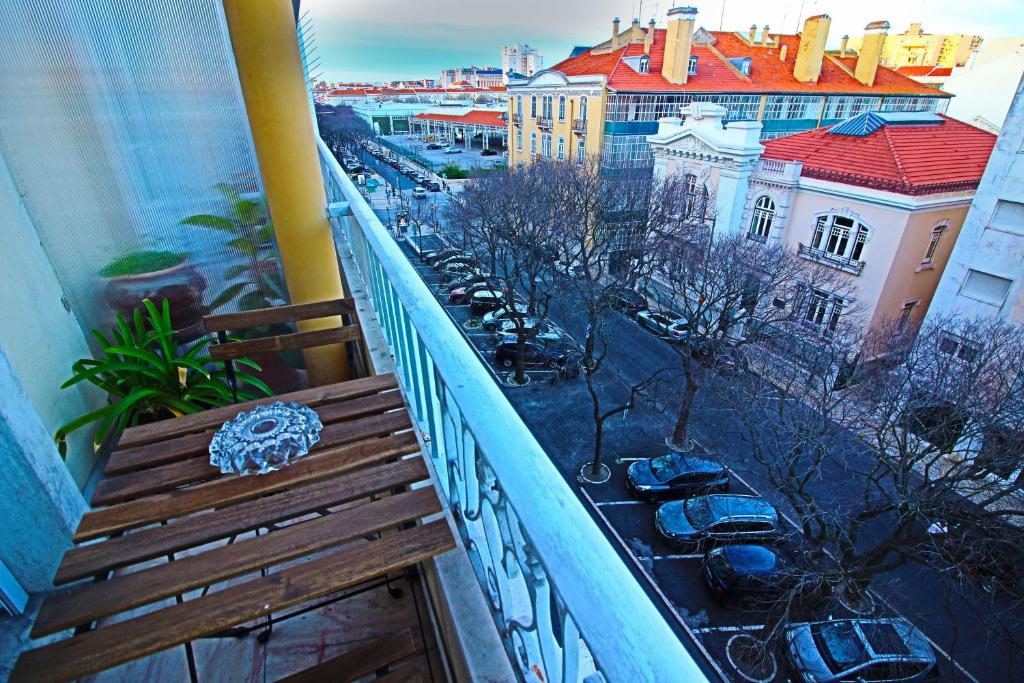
440,163 -> 468,180
99,250 -> 187,277
55,299 -> 271,456
181,184 -> 286,311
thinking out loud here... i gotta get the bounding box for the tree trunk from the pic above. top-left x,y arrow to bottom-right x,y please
588,373 -> 605,476
670,363 -> 702,450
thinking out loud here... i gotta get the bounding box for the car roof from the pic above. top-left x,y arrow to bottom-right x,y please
705,494 -> 778,521
715,545 -> 784,574
801,618 -> 934,664
660,453 -> 724,473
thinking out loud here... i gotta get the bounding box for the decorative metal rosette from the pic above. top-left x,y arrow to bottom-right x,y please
209,401 -> 323,476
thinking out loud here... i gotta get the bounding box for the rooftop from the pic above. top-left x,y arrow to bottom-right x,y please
548,29 -> 949,96
412,110 -> 506,127
761,113 -> 996,195
895,65 -> 954,78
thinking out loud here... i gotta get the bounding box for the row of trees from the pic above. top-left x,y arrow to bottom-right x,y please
442,156 -> 1024,676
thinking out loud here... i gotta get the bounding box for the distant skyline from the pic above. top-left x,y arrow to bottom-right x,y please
301,0 -> 1024,83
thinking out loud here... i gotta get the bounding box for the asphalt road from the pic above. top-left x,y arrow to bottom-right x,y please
351,142 -> 1023,682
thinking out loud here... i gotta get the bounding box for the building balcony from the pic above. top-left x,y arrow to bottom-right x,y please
537,116 -> 553,129
511,113 -> 521,125
798,243 -> 866,275
572,118 -> 587,134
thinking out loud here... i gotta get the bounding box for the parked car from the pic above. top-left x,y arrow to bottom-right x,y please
449,283 -> 503,305
469,290 -> 509,316
481,303 -> 529,329
784,618 -> 937,683
447,271 -> 492,290
612,288 -> 648,316
496,317 -> 561,344
439,262 -> 478,284
713,345 -> 750,376
655,494 -> 782,548
389,160 -> 401,169
554,259 -> 586,278
411,186 -> 428,199
424,248 -> 462,266
443,147 -> 463,154
426,142 -> 444,150
494,340 -> 570,369
637,309 -> 690,341
425,181 -> 441,192
703,544 -> 798,603
435,254 -> 477,271
481,148 -> 499,156
626,453 -> 729,500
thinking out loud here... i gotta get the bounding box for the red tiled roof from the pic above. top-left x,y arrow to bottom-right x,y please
413,111 -> 506,127
547,30 -> 947,96
761,115 -> 995,195
895,65 -> 953,77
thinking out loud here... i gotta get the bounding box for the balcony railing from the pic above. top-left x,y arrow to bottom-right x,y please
798,243 -> 866,275
572,118 -> 586,134
511,113 -> 522,125
318,138 -> 706,682
537,116 -> 553,129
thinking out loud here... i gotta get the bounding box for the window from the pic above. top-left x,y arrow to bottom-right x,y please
990,200 -> 1024,235
531,95 -> 537,118
516,95 -> 522,116
897,300 -> 917,331
542,95 -> 553,119
938,331 -> 979,362
557,136 -> 565,160
684,173 -> 698,216
542,133 -> 552,158
797,286 -> 843,334
923,222 -> 946,263
809,214 -> 870,262
688,55 -> 698,75
749,195 -> 775,239
577,138 -> 586,163
530,132 -> 537,155
639,55 -> 650,73
558,95 -> 566,121
516,129 -> 522,151
960,269 -> 1013,306
579,96 -> 588,121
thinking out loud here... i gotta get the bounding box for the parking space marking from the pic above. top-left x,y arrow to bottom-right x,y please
651,554 -> 703,561
692,624 -> 765,635
579,487 -> 729,681
594,500 -> 646,507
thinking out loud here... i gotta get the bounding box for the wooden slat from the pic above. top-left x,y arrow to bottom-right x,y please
11,520 -> 455,683
203,298 -> 356,333
56,457 -> 429,585
209,326 -> 363,361
116,374 -> 397,448
94,410 -> 411,505
75,430 -> 418,542
36,488 -> 442,637
375,667 -> 423,683
275,629 -> 418,683
105,389 -> 406,475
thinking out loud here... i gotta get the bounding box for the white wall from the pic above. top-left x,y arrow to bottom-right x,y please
944,41 -> 1024,129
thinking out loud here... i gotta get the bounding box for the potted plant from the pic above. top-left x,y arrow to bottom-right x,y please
55,299 -> 270,457
101,250 -> 209,342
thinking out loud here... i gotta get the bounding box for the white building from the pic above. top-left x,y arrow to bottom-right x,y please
944,37 -> 1024,132
502,43 -> 543,82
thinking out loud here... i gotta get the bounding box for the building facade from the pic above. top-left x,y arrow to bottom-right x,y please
943,38 -> 1024,132
507,9 -> 951,171
502,43 -> 543,82
439,66 -> 503,89
846,23 -> 982,69
649,105 -> 995,343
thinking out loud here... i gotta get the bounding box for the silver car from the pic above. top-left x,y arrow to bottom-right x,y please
481,304 -> 529,331
496,317 -> 561,344
637,309 -> 690,341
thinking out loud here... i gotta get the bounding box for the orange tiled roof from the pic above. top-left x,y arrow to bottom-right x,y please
895,65 -> 953,77
413,111 -> 506,127
761,115 -> 995,195
547,29 -> 948,96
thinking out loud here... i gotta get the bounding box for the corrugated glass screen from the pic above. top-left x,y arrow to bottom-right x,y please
0,0 -> 286,343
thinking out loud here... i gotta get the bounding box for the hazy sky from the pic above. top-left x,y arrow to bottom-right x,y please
301,0 -> 1024,83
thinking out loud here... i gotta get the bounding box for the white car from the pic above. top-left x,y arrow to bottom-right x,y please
497,317 -> 562,344
411,186 -> 427,199
637,309 -> 690,341
443,147 -> 463,154
481,304 -> 529,331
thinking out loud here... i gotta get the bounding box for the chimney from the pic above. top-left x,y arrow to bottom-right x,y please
645,19 -> 656,53
779,44 -> 788,61
793,14 -> 831,83
749,24 -> 757,44
908,23 -> 923,36
760,25 -> 771,46
840,34 -> 849,57
855,20 -> 890,86
661,6 -> 698,85
611,17 -> 621,49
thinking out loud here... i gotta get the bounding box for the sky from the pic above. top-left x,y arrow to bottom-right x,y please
301,0 -> 1024,84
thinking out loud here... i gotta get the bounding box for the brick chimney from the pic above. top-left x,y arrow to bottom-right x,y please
793,14 -> 831,83
749,24 -> 757,44
855,20 -> 890,86
645,19 -> 656,53
611,17 -> 621,49
661,6 -> 698,85
760,25 -> 771,46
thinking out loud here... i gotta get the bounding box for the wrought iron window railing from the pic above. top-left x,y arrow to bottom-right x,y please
798,243 -> 866,275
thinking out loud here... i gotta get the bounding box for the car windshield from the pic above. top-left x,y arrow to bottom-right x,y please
649,454 -> 683,482
812,622 -> 869,673
684,497 -> 715,528
708,551 -> 737,582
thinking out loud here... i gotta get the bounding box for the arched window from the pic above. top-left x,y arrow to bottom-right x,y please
639,55 -> 650,73
749,196 -> 775,239
809,213 -> 870,262
542,95 -> 553,119
531,95 -> 537,118
558,95 -> 566,121
580,96 -> 588,121
684,173 -> 699,216
516,95 -> 522,116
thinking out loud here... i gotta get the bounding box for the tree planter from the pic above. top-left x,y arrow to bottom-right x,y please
103,258 -> 208,343
725,633 -> 777,683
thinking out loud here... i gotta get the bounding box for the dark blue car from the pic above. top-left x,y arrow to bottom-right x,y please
626,453 -> 729,500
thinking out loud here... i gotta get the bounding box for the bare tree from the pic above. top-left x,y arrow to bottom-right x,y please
318,105 -> 374,158
714,314 -> 1024,677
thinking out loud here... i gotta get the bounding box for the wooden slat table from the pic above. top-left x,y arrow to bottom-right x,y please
11,374 -> 455,683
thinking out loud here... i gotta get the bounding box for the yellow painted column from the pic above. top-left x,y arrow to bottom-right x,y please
222,0 -> 350,384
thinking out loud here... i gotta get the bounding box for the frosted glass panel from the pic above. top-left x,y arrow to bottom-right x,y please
0,0 -> 284,341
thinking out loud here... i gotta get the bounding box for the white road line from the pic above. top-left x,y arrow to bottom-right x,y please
693,624 -> 765,635
651,554 -> 703,561
594,500 -> 646,507
617,457 -> 646,462
579,487 -> 729,681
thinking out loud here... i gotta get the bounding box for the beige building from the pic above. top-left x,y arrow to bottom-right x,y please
846,23 -> 982,69
649,105 -> 996,342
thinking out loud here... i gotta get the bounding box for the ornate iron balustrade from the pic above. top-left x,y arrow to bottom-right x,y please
537,116 -> 553,129
798,243 -> 866,275
572,118 -> 586,134
318,139 -> 707,683
511,113 -> 522,125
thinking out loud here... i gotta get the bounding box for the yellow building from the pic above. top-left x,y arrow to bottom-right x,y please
846,23 -> 982,69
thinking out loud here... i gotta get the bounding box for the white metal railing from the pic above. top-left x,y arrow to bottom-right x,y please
318,139 -> 709,683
